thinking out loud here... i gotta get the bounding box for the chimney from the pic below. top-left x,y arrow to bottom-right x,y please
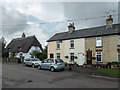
68,22 -> 75,33
106,15 -> 113,27
22,33 -> 26,38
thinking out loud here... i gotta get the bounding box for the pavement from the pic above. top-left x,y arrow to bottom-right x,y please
2,62 -> 119,88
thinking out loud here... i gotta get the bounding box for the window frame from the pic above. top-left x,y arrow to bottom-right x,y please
118,52 -> 120,62
70,40 -> 74,48
56,41 -> 60,49
56,53 -> 60,59
96,51 -> 102,62
70,53 -> 74,62
96,37 -> 102,47
118,36 -> 120,46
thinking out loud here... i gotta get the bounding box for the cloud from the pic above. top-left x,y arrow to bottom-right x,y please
2,6 -> 28,36
1,2 -> 119,48
63,2 -> 118,29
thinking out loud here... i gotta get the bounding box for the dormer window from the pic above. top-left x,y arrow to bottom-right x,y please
18,47 -> 21,51
8,48 -> 11,52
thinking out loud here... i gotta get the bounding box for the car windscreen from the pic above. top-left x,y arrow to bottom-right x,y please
32,58 -> 40,61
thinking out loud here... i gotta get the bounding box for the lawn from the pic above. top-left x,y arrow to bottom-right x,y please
97,68 -> 120,77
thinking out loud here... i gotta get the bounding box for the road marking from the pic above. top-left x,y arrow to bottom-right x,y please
91,75 -> 118,79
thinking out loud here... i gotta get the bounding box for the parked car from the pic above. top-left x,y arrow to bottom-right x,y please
38,58 -> 65,72
24,58 -> 41,68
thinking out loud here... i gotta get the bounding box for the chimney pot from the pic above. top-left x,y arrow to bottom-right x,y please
22,33 -> 26,38
106,15 -> 113,27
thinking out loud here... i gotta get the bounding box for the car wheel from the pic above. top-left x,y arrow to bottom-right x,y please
50,67 -> 55,72
24,63 -> 26,66
32,64 -> 35,68
61,68 -> 64,71
38,65 -> 41,70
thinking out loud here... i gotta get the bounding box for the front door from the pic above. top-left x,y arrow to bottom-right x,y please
118,52 -> 120,62
50,54 -> 54,58
86,50 -> 92,64
78,53 -> 84,65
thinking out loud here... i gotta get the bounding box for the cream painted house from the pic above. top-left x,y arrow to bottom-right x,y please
47,15 -> 120,65
47,23 -> 85,65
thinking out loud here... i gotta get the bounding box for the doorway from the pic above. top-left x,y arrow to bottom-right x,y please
78,53 -> 84,65
50,54 -> 54,58
86,50 -> 92,64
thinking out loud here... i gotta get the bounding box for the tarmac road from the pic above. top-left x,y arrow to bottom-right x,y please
2,62 -> 119,88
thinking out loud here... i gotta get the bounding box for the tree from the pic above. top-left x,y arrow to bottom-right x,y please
30,50 -> 40,58
39,45 -> 47,60
0,37 -> 6,57
30,45 -> 48,60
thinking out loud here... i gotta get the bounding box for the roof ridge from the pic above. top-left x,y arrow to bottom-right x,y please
55,23 -> 120,35
13,35 -> 35,40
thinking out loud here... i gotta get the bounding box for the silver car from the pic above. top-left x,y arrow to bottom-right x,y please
24,58 -> 41,68
38,58 -> 65,72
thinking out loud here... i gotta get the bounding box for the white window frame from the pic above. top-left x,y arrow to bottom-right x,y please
118,52 -> 120,62
70,53 -> 74,62
56,53 -> 60,59
70,40 -> 74,48
96,37 -> 102,47
56,41 -> 60,49
96,51 -> 102,62
118,36 -> 120,45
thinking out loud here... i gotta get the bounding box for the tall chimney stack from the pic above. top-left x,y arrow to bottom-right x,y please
68,22 -> 75,33
106,15 -> 113,27
22,33 -> 26,38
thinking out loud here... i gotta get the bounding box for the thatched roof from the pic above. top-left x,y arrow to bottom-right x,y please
5,35 -> 43,53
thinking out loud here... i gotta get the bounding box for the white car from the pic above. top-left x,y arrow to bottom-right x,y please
24,58 -> 41,68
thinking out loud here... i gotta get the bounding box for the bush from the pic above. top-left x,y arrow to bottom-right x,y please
106,62 -> 112,68
111,62 -> 120,65
64,62 -> 68,66
94,64 -> 102,68
111,62 -> 120,68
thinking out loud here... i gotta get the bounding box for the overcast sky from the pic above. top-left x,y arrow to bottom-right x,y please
1,1 -> 119,48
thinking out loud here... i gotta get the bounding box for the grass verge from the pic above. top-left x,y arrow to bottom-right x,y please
97,68 -> 120,77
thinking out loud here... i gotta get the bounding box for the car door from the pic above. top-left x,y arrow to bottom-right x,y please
41,59 -> 48,69
46,59 -> 52,69
28,59 -> 32,65
25,59 -> 29,65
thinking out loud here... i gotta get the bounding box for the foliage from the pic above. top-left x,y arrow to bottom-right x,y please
97,68 -> 120,77
30,50 -> 40,58
65,56 -> 69,58
64,62 -> 68,66
30,45 -> 47,60
74,56 -> 78,59
93,64 -> 102,68
10,52 -> 15,58
73,61 -> 77,65
111,62 -> 120,66
0,37 -> 6,57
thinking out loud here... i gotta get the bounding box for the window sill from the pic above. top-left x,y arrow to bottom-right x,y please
96,46 -> 102,48
56,48 -> 60,50
95,61 -> 103,63
118,45 -> 120,47
70,48 -> 75,49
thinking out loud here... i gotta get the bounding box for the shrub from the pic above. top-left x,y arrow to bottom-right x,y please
94,64 -> 102,68
111,62 -> 120,67
111,62 -> 119,65
64,62 -> 68,66
106,62 -> 112,68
